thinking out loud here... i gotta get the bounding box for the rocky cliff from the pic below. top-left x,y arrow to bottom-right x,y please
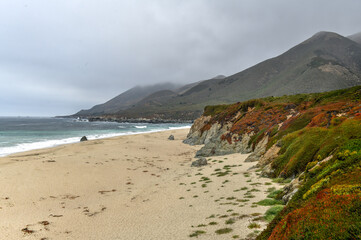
184,86 -> 361,239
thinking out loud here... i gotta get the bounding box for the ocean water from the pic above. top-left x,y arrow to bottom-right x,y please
0,117 -> 191,157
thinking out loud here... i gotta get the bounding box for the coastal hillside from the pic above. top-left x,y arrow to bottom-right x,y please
184,86 -> 361,239
74,31 -> 361,120
75,83 -> 183,116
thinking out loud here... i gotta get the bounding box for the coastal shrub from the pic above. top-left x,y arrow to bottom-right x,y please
215,228 -> 233,234
257,198 -> 283,206
271,178 -> 291,184
271,119 -> 361,178
257,150 -> 361,240
273,127 -> 328,177
265,205 -> 284,222
268,189 -> 361,240
267,190 -> 283,199
248,223 -> 261,229
331,184 -> 361,196
339,139 -> 361,153
189,230 -> 206,238
273,111 -> 315,141
225,218 -> 235,224
196,87 -> 361,240
303,177 -> 330,199
203,104 -> 230,117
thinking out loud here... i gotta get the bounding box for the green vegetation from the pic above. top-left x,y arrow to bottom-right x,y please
266,189 -> 283,199
264,205 -> 284,222
248,223 -> 261,229
226,197 -> 236,200
258,127 -> 361,239
203,104 -> 230,117
195,86 -> 361,240
272,119 -> 361,178
215,228 -> 233,235
257,198 -> 283,206
212,170 -> 231,177
225,218 -> 235,224
189,230 -> 206,238
271,178 -> 291,184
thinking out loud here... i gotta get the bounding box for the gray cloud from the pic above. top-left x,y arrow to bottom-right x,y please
1,0 -> 361,116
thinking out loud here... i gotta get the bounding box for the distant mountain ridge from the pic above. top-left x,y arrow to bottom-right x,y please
75,83 -> 182,116
74,31 -> 361,120
348,32 -> 361,45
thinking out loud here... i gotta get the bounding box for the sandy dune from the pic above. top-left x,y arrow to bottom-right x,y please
0,129 -> 282,240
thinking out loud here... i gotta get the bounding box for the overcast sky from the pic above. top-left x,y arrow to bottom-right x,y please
1,0 -> 361,116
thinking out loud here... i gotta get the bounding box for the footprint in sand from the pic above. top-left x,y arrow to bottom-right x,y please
21,220 -> 51,235
82,205 -> 107,217
98,189 -> 117,195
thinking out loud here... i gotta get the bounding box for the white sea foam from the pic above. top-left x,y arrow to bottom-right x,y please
0,126 -> 191,157
0,137 -> 80,157
135,126 -> 147,129
168,126 -> 191,130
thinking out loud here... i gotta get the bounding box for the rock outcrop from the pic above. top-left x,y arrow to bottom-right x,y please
258,144 -> 281,177
191,157 -> 208,167
195,131 -> 253,157
183,115 -> 254,157
281,175 -> 303,203
80,136 -> 88,142
245,136 -> 269,162
183,116 -> 212,145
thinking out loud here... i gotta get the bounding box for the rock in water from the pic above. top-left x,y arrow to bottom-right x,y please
168,135 -> 175,140
191,157 -> 208,167
80,136 -> 88,142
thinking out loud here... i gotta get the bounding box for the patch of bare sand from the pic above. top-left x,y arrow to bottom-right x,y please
0,129 -> 283,240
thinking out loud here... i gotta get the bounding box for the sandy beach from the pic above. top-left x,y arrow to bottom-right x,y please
0,129 -> 282,240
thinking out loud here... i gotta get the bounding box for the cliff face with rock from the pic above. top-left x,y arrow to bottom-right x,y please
184,115 -> 253,156
184,86 -> 361,239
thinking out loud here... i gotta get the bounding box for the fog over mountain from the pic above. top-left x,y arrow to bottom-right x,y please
75,31 -> 361,120
1,0 -> 361,116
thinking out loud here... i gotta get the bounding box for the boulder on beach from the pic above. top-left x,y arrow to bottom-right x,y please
191,157 -> 207,167
168,135 -> 175,140
80,136 -> 88,142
